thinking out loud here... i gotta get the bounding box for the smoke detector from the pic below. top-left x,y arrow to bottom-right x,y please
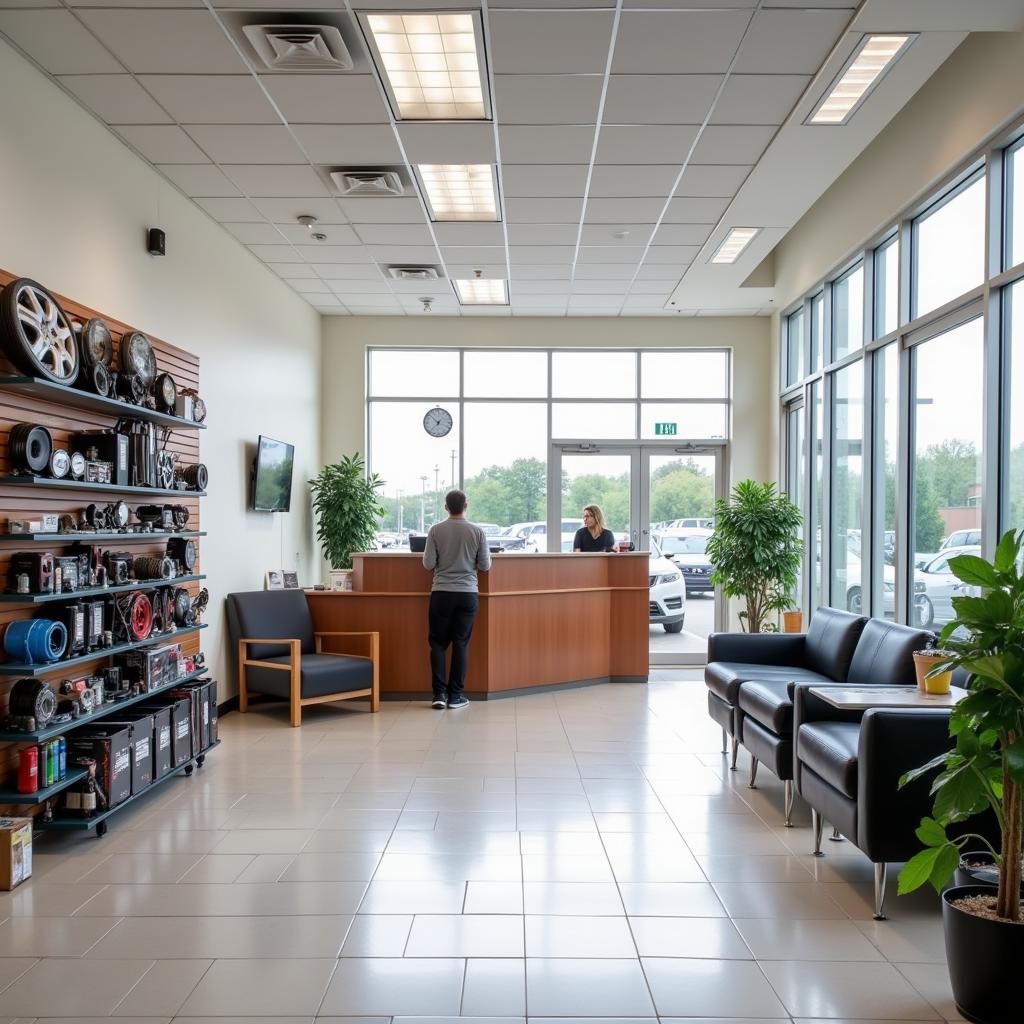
243,24 -> 353,71
420,297 -> 433,313
386,266 -> 440,281
330,170 -> 404,196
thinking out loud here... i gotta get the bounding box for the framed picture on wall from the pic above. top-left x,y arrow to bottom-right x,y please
282,571 -> 300,589
266,570 -> 284,590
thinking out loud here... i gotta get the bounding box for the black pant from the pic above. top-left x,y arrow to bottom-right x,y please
428,591 -> 479,700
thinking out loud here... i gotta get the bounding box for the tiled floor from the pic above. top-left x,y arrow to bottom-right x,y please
0,673 -> 961,1022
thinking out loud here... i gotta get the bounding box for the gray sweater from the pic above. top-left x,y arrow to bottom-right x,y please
422,517 -> 492,592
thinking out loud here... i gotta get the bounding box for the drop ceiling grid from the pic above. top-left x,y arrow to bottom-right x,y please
0,1 -> 858,316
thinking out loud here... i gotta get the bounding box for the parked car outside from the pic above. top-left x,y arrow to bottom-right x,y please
649,539 -> 687,633
520,519 -> 585,552
916,545 -> 981,627
940,529 -> 981,551
840,553 -> 932,627
669,517 -> 713,529
653,528 -> 714,595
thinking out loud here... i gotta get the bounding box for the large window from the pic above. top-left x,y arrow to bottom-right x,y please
830,364 -> 864,612
832,264 -> 864,361
871,344 -> 898,618
810,293 -> 824,373
1009,140 -> 1024,270
786,309 -> 804,387
874,236 -> 898,338
809,381 -> 824,611
1006,281 -> 1024,532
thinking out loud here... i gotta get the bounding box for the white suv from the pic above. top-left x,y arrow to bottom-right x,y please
649,540 -> 687,633
519,519 -> 585,552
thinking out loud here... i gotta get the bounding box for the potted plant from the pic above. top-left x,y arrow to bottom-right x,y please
705,480 -> 802,633
309,454 -> 386,590
912,646 -> 954,694
782,609 -> 804,633
897,528 -> 1024,1024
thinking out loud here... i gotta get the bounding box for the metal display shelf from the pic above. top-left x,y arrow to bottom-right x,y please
0,530 -> 206,543
38,739 -> 220,835
0,667 -> 210,743
0,767 -> 88,805
0,475 -> 206,499
0,573 -> 205,604
0,375 -> 206,429
0,622 -> 206,677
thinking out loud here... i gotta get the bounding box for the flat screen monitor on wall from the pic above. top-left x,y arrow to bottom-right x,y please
252,436 -> 295,512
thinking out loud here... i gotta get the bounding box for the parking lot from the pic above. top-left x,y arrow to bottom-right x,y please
649,591 -> 715,658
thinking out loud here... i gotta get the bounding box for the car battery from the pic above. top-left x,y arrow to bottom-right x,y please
8,551 -> 55,594
207,679 -> 218,746
130,704 -> 173,779
154,696 -> 192,766
68,726 -> 132,807
54,556 -> 80,593
119,642 -> 181,692
70,431 -> 129,487
105,717 -> 154,795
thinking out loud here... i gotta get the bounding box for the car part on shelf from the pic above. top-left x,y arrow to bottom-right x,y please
9,423 -> 53,474
89,362 -> 113,398
8,678 -> 58,724
167,537 -> 197,572
4,619 -> 68,664
157,450 -> 175,490
0,278 -> 80,384
192,587 -> 209,621
134,554 -> 174,580
48,447 -> 71,479
177,463 -> 208,491
111,591 -> 153,642
79,318 -> 114,368
69,450 -> 86,479
153,372 -> 176,413
113,371 -> 145,404
8,551 -> 55,594
172,586 -> 193,625
119,331 -> 157,385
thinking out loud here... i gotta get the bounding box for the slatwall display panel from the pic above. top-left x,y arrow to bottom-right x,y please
0,269 -> 204,812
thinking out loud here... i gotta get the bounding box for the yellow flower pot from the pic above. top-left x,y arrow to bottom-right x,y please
924,669 -> 953,695
913,651 -> 950,693
782,610 -> 804,633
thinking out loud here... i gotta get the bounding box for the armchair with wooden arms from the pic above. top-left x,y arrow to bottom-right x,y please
226,589 -> 379,727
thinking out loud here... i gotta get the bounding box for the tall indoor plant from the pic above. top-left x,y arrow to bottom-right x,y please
898,529 -> 1024,1024
309,454 -> 386,575
705,479 -> 802,633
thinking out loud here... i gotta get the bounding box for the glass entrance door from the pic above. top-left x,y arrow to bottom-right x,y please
551,443 -> 725,666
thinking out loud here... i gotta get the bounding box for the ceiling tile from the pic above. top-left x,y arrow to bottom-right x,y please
574,264 -> 638,280
588,165 -> 678,199
290,124 -> 402,165
509,246 -> 576,265
185,125 -> 305,164
330,281 -> 393,295
397,122 -> 496,164
735,8 -> 853,75
316,265 -> 385,280
344,308 -> 401,315
252,197 -> 348,224
580,224 -> 653,246
595,125 -> 698,166
577,246 -> 647,264
296,245 -> 369,262
711,74 -> 810,125
643,246 -> 700,264
690,124 -> 775,164
629,280 -> 676,295
663,196 -> 731,222
568,294 -> 627,308
265,263 -> 317,279
514,294 -> 572,308
221,164 -> 331,198
512,281 -> 572,295
499,125 -> 595,164
494,75 -> 602,125
291,280 -> 334,295
389,279 -> 449,294
116,125 -> 208,163
506,224 -> 578,245
584,198 -> 665,223
446,265 -> 506,279
332,292 -> 397,303
612,10 -> 750,74
636,265 -> 688,280
505,198 -> 584,223
59,74 -> 172,123
77,10 -> 247,74
675,164 -> 751,198
365,245 -> 440,262
287,224 -> 359,245
490,11 -> 613,74
502,165 -> 587,199
652,223 -> 714,246
158,163 -> 240,197
222,221 -> 288,245
510,266 -> 571,281
620,297 -> 671,309
0,11 -> 122,73
432,223 -> 505,246
337,197 -> 426,223
261,75 -> 390,124
137,75 -> 278,124
441,246 -> 506,265
354,223 -> 434,246
603,75 -> 721,125
461,307 -> 511,317
248,244 -> 302,263
195,196 -> 263,221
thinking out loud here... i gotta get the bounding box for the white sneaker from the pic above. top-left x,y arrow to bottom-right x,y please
431,697 -> 447,710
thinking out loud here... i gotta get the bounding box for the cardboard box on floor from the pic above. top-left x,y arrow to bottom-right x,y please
0,817 -> 32,891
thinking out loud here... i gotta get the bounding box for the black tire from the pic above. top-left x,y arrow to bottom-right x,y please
197,754 -> 206,768
96,821 -> 108,837
847,586 -> 863,615
663,620 -> 685,633
184,764 -> 194,776
914,595 -> 934,629
0,279 -> 80,384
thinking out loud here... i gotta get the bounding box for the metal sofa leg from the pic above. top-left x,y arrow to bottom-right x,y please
730,736 -> 739,770
783,780 -> 794,827
829,826 -> 844,842
874,862 -> 888,920
748,757 -> 759,789
812,808 -> 824,856
721,728 -> 728,754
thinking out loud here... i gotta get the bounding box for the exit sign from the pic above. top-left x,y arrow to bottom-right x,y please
655,422 -> 678,436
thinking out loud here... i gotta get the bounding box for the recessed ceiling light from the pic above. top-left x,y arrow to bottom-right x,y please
362,11 -> 490,121
455,278 -> 507,305
417,164 -> 498,221
808,34 -> 914,125
710,227 -> 760,264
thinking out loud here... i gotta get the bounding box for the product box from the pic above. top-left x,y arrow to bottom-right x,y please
0,817 -> 32,891
68,726 -> 132,807
164,697 -> 192,766
133,704 -> 173,779
119,642 -> 181,692
207,679 -> 218,747
105,716 -> 154,795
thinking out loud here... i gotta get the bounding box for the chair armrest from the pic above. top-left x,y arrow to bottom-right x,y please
315,631 -> 380,658
239,637 -> 300,669
707,631 -> 807,666
240,637 -> 301,647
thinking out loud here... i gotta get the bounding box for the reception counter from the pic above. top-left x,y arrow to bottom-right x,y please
306,552 -> 649,698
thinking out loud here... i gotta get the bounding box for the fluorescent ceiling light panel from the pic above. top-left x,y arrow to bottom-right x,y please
456,278 -> 507,305
418,164 -> 498,221
710,227 -> 760,264
363,11 -> 489,120
808,34 -> 914,125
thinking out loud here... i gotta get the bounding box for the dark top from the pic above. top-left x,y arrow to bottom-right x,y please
574,527 -> 617,552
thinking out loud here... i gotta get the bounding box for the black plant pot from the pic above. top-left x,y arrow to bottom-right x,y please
943,884 -> 1024,1024
955,851 -> 999,889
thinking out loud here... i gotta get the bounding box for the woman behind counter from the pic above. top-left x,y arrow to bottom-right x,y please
573,504 -> 617,552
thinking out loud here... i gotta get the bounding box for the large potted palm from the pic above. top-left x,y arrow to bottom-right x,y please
705,479 -> 802,633
309,454 -> 386,589
897,528 -> 1024,1024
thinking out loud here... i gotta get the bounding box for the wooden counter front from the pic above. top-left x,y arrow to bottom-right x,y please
306,552 -> 649,698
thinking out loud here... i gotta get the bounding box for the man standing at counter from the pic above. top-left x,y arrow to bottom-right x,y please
422,489 -> 492,710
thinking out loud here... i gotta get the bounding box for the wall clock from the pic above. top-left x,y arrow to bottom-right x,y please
423,406 -> 453,437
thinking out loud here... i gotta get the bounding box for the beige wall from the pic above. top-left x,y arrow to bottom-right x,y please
0,42 -> 323,695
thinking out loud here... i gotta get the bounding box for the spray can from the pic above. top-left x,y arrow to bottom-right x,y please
57,736 -> 66,780
17,747 -> 38,793
46,741 -> 56,786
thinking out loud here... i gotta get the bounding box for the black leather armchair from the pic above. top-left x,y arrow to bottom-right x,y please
705,606 -> 866,775
739,619 -> 931,825
226,589 -> 379,727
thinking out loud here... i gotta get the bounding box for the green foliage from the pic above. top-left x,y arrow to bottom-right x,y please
705,480 -> 802,633
897,529 -> 1024,921
650,458 -> 715,524
309,454 -> 386,570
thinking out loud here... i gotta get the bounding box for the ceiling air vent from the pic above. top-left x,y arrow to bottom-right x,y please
331,170 -> 404,197
387,266 -> 440,281
243,24 -> 353,71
